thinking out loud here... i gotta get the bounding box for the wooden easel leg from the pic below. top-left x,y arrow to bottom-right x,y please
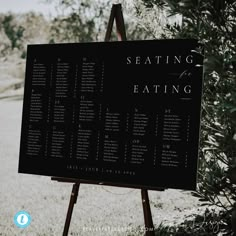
63,182 -> 80,236
141,189 -> 155,236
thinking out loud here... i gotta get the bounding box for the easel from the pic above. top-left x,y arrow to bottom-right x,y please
52,4 -> 159,236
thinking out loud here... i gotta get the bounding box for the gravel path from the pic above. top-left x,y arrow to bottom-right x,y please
0,98 -> 202,236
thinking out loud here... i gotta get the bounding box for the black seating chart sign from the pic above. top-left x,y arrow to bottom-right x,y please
19,39 -> 203,190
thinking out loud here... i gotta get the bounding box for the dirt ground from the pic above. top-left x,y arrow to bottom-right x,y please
0,98 -> 205,236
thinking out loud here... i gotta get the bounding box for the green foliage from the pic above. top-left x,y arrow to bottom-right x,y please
139,0 -> 236,233
49,0 -> 98,42
47,0 -> 149,43
1,14 -> 25,50
154,208 -> 232,235
0,12 -> 50,58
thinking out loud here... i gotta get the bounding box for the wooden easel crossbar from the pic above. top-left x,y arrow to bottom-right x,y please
52,4 -> 160,236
